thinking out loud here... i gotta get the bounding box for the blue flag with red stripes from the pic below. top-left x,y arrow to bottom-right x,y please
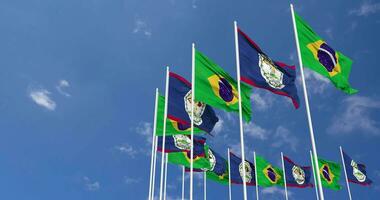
167,72 -> 219,133
342,150 -> 372,186
238,28 -> 300,108
157,135 -> 206,153
283,155 -> 313,188
229,152 -> 256,185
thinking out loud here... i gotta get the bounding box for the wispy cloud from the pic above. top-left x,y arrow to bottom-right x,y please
213,119 -> 224,135
136,122 -> 153,144
328,96 -> 380,135
251,92 -> 275,111
191,0 -> 198,9
29,88 -> 56,111
261,187 -> 293,198
133,19 -> 152,37
56,79 -> 71,97
244,122 -> 269,140
324,28 -> 333,39
271,126 -> 299,152
349,1 -> 380,16
124,177 -> 141,184
83,176 -> 100,191
114,143 -> 138,158
300,69 -> 330,94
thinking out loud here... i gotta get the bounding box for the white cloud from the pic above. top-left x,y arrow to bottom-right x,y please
83,176 -> 100,191
261,187 -> 293,198
191,0 -> 198,8
56,79 -> 71,97
328,96 -> 380,135
124,177 -> 141,184
301,69 -> 330,94
212,119 -> 224,135
244,122 -> 269,140
251,92 -> 275,111
271,126 -> 299,152
115,143 -> 138,158
136,122 -> 153,144
133,19 -> 152,37
29,88 -> 56,111
350,1 -> 380,16
324,28 -> 333,39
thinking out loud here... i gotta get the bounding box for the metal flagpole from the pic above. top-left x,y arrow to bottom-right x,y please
233,20 -> 248,200
152,136 -> 159,200
164,154 -> 168,200
228,148 -> 232,200
290,4 -> 325,200
149,89 -> 159,200
253,151 -> 259,200
204,171 -> 207,200
159,67 -> 170,200
190,43 -> 195,200
340,146 -> 353,200
281,152 -> 289,200
310,150 -> 320,200
182,166 -> 185,200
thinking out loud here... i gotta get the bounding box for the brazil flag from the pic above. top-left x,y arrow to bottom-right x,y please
256,155 -> 284,187
155,95 -> 202,136
317,158 -> 342,190
195,50 -> 252,122
295,13 -> 357,94
168,144 -> 211,170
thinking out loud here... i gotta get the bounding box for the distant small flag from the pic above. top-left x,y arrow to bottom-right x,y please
167,72 -> 219,133
283,155 -> 313,188
168,144 -> 210,170
256,155 -> 284,187
195,50 -> 252,122
342,150 -> 373,186
155,95 -> 203,136
238,28 -> 300,108
294,12 -> 357,94
186,148 -> 230,185
229,152 -> 256,186
157,135 -> 206,153
317,158 -> 342,190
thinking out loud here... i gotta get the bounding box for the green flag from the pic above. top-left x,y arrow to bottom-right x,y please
155,95 -> 202,136
256,155 -> 284,187
168,145 -> 211,170
195,50 -> 252,122
206,170 -> 229,185
295,13 -> 358,94
318,158 -> 342,190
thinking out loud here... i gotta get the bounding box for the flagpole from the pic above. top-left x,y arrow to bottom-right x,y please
159,66 -> 170,200
152,136 -> 158,200
164,154 -> 168,200
290,4 -> 325,200
253,151 -> 259,200
204,171 -> 207,200
228,148 -> 232,200
340,146 -> 353,200
190,42 -> 195,200
281,152 -> 289,200
182,166 -> 185,200
310,150 -> 319,200
234,20 -> 248,200
148,88 -> 159,200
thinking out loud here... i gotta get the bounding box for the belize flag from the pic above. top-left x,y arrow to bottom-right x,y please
342,150 -> 372,186
229,152 -> 256,186
238,28 -> 300,108
167,72 -> 219,133
157,135 -> 206,153
283,156 -> 313,188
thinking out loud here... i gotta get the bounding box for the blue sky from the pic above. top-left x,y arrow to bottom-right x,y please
0,0 -> 379,199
